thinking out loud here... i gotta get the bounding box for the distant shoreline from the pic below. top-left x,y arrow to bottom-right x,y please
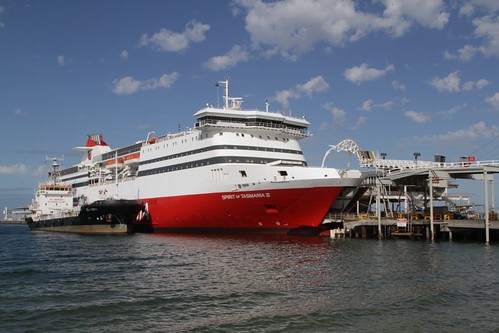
0,220 -> 26,225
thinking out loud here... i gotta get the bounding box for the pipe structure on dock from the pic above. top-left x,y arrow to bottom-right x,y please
429,170 -> 435,241
485,170 -> 489,243
376,179 -> 382,239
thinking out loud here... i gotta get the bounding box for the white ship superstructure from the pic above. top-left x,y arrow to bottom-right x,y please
59,79 -> 363,234
29,158 -> 77,222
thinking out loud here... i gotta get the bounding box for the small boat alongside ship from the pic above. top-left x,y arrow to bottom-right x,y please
26,158 -> 148,234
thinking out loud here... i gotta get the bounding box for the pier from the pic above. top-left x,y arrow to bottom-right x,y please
324,139 -> 499,243
325,214 -> 499,242
0,219 -> 25,225
2,207 -> 27,224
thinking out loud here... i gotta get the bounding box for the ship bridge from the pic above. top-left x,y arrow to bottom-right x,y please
194,78 -> 310,138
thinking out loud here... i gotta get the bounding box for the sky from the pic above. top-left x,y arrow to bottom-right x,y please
1,0 -> 499,213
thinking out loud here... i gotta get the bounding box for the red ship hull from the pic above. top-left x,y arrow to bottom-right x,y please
143,186 -> 342,235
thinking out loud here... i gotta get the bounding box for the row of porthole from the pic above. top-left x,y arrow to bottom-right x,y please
231,132 -> 290,142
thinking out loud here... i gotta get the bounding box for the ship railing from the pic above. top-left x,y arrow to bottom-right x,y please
359,158 -> 499,171
197,119 -> 309,137
323,212 -> 359,223
143,131 -> 195,146
442,159 -> 499,168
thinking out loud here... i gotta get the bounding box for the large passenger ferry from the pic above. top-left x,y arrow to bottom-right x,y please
59,79 -> 363,234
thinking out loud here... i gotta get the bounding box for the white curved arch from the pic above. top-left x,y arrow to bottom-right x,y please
321,139 -> 361,168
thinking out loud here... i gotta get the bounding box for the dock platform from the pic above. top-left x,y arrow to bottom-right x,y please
336,218 -> 499,242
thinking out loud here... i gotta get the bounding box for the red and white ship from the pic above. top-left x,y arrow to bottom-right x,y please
60,79 -> 363,234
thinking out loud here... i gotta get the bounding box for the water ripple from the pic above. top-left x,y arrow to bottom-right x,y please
1,225 -> 499,332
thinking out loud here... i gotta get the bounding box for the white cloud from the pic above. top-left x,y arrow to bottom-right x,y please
323,102 -> 346,127
274,90 -> 298,109
360,99 -> 373,111
463,78 -> 491,91
476,78 -> 492,89
376,101 -> 395,110
57,55 -> 65,66
120,50 -> 128,59
381,0 -> 449,32
438,105 -> 462,119
458,44 -> 479,61
461,1 -> 499,16
33,165 -> 48,177
451,4 -> 499,60
485,92 -> 499,108
112,77 -> 141,95
352,115 -> 368,129
459,3 -> 475,16
296,75 -> 329,96
445,44 -> 479,62
463,81 -> 475,91
359,99 -> 394,111
0,6 -> 5,28
428,71 -> 461,92
405,110 -> 431,123
235,0 -> 449,58
344,63 -> 395,84
204,45 -> 250,71
473,15 -> 499,57
392,80 -> 406,91
443,50 -> 456,60
411,121 -> 499,147
0,164 -> 28,175
139,20 -> 210,52
14,109 -> 29,116
112,72 -> 179,95
401,97 -> 411,104
274,76 -> 329,107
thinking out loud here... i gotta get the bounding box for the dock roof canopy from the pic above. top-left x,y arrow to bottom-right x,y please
381,165 -> 499,186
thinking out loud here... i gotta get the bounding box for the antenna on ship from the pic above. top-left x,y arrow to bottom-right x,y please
45,156 -> 64,185
265,99 -> 269,112
216,78 -> 229,109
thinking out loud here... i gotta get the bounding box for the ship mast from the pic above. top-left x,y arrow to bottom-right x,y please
217,78 -> 229,109
217,78 -> 242,110
46,156 -> 64,185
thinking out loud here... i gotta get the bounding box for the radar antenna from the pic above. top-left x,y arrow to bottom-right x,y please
45,156 -> 64,185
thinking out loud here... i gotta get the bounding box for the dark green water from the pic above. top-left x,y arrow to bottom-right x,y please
1,224 -> 499,332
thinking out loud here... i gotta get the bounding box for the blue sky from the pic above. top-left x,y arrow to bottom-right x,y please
1,0 -> 499,211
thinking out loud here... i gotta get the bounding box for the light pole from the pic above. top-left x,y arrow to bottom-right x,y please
413,152 -> 421,166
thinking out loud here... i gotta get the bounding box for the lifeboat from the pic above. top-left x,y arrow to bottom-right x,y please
105,157 -> 125,168
123,153 -> 140,165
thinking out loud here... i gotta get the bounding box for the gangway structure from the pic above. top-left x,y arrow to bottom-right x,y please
322,139 -> 499,242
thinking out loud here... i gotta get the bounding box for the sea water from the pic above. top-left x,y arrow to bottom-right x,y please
1,224 -> 499,332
